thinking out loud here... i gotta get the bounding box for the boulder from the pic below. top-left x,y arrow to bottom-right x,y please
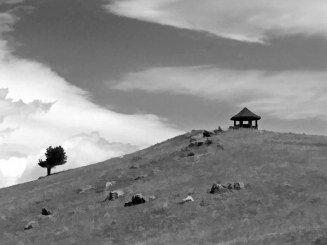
108,191 -> 119,201
181,196 -> 194,203
205,139 -> 213,145
223,183 -> 233,190
187,152 -> 195,157
234,182 -> 245,190
105,181 -> 116,189
149,195 -> 156,200
210,183 -> 227,194
105,189 -> 124,201
135,175 -> 147,181
41,208 -> 52,216
24,221 -> 38,230
203,130 -> 214,138
124,193 -> 146,207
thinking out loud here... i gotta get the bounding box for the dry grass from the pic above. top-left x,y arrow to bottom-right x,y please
1,129 -> 327,244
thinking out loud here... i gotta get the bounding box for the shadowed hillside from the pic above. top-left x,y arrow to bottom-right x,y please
1,129 -> 327,245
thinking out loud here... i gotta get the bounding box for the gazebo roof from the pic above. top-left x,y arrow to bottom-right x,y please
231,107 -> 261,120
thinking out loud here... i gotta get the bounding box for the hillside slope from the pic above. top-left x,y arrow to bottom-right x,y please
1,129 -> 327,245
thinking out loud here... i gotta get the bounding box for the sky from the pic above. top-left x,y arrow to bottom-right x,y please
0,0 -> 327,188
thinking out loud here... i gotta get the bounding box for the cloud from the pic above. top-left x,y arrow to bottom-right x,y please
0,10 -> 182,188
0,0 -> 25,5
63,131 -> 139,169
104,0 -> 327,43
112,66 -> 327,121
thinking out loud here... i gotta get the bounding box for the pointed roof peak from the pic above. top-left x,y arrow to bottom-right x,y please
231,107 -> 261,120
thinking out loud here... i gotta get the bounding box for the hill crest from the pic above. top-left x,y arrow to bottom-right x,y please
1,129 -> 327,244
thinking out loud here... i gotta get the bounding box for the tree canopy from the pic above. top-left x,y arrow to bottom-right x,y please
38,146 -> 67,176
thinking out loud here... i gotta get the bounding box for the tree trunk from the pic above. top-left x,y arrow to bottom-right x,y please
47,167 -> 51,176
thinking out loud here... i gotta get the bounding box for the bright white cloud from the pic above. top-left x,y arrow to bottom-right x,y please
113,66 -> 327,121
0,10 -> 182,188
105,0 -> 327,43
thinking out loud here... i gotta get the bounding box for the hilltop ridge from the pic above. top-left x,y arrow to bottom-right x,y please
1,129 -> 327,245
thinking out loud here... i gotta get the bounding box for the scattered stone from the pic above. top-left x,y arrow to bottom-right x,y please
129,164 -> 139,169
104,189 -> 124,201
234,182 -> 245,190
78,185 -> 94,193
187,152 -> 195,157
203,130 -> 214,138
222,183 -> 233,190
41,208 -> 52,216
105,181 -> 116,189
149,195 -> 156,200
135,175 -> 146,180
124,194 -> 146,207
24,221 -> 38,230
108,191 -> 119,201
210,183 -> 227,194
181,196 -> 194,204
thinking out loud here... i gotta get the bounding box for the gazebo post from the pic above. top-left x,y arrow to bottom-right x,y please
255,120 -> 258,129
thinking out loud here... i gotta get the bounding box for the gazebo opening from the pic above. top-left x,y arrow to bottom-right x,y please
230,107 -> 261,129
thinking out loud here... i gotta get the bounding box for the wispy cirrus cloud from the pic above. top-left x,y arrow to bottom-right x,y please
0,9 -> 182,188
104,0 -> 327,43
112,66 -> 327,121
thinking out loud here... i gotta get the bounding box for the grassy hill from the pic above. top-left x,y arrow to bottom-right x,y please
1,129 -> 327,245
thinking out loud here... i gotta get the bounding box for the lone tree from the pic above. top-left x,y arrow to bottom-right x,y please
38,146 -> 67,176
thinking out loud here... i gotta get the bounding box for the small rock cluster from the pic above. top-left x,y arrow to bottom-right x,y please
210,182 -> 245,194
41,208 -> 52,216
124,194 -> 146,207
104,189 -> 124,201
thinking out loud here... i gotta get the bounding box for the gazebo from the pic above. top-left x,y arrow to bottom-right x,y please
230,107 -> 261,129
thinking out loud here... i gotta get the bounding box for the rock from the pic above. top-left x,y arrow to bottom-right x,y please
223,183 -> 233,190
209,183 -> 227,194
205,139 -> 213,145
108,191 -> 119,201
124,193 -> 146,207
135,175 -> 146,180
24,221 -> 38,230
203,130 -> 214,138
149,195 -> 156,200
105,181 -> 116,189
129,164 -> 140,169
105,189 -> 124,201
181,196 -> 194,203
234,182 -> 245,190
187,152 -> 195,157
195,142 -> 204,147
41,208 -> 52,216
